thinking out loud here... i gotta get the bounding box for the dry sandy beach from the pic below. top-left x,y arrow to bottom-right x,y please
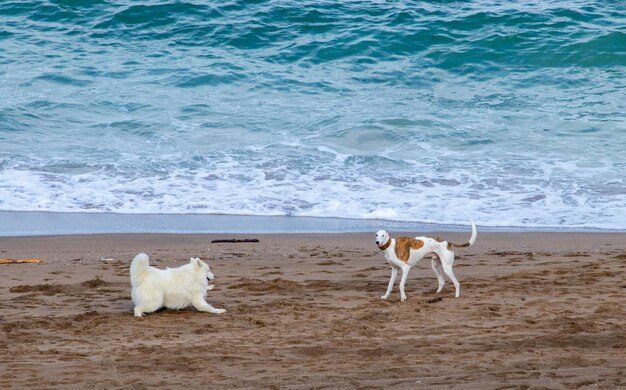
1,232 -> 625,389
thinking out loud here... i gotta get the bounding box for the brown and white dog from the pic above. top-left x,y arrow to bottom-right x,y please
375,220 -> 477,301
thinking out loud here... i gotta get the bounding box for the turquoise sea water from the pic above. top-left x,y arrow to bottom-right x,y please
1,1 -> 625,230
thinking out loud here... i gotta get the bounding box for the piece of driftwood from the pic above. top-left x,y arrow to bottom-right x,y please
211,239 -> 259,243
0,259 -> 44,264
427,296 -> 443,304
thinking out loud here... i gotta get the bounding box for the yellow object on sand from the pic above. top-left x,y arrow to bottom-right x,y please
0,259 -> 43,264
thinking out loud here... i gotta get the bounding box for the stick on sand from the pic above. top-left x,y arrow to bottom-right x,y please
0,259 -> 44,264
211,239 -> 260,243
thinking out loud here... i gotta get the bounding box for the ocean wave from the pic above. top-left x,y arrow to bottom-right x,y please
1,0 -> 625,229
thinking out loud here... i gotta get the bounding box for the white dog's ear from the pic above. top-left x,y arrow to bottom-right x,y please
191,257 -> 207,271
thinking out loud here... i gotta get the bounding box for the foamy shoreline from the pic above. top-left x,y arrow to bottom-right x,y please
1,211 -> 622,237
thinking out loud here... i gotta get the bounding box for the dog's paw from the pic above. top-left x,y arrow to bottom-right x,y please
400,295 -> 407,302
207,284 -> 215,291
381,295 -> 389,300
214,308 -> 226,314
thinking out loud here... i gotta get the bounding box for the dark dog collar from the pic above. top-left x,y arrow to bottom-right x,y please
379,240 -> 391,250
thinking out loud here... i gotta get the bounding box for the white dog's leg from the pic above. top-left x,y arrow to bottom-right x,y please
398,265 -> 411,302
132,286 -> 163,318
193,298 -> 226,314
431,257 -> 445,293
381,267 -> 398,300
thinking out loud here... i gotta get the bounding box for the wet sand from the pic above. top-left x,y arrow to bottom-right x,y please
1,232 -> 625,389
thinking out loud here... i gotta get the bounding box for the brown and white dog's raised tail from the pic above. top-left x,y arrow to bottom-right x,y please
449,219 -> 477,248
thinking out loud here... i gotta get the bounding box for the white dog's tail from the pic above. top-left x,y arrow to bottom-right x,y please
451,219 -> 477,248
130,253 -> 150,287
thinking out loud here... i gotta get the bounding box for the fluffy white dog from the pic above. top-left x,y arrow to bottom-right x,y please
130,253 -> 226,317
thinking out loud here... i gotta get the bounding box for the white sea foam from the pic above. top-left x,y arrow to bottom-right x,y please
363,208 -> 398,220
1,146 -> 625,230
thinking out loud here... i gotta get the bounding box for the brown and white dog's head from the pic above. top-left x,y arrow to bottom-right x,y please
375,230 -> 390,249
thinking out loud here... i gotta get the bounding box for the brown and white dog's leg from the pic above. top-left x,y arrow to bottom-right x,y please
431,256 -> 446,293
442,264 -> 460,297
398,264 -> 411,302
381,267 -> 398,300
439,251 -> 461,297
